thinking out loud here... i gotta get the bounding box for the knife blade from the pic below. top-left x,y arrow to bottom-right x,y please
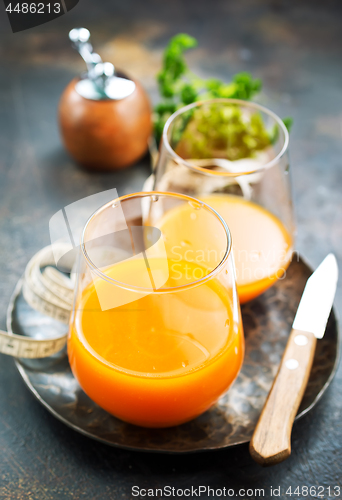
293,253 -> 338,338
250,254 -> 338,466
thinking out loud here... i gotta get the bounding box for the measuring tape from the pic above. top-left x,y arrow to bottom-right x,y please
1,244 -> 74,359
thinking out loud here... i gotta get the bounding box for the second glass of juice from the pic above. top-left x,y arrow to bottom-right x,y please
68,192 -> 244,428
153,99 -> 295,303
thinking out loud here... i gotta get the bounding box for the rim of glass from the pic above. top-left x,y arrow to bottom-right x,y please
162,98 -> 290,177
81,191 -> 232,293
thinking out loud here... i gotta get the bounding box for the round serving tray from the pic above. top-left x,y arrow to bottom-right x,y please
7,256 -> 340,453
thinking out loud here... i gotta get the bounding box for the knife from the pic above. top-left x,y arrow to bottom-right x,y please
249,254 -> 338,466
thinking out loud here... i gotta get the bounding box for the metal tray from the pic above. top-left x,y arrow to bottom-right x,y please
7,256 -> 340,453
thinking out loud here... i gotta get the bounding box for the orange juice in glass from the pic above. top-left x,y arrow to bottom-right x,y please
68,192 -> 244,428
153,99 -> 295,303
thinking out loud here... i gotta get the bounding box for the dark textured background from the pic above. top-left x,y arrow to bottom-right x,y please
0,0 -> 342,498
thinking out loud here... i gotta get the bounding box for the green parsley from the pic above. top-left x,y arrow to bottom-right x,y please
154,34 -> 292,151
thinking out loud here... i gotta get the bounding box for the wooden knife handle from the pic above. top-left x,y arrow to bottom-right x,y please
249,329 -> 317,466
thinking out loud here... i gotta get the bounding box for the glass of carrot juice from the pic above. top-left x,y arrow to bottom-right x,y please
68,192 -> 244,428
152,99 -> 295,304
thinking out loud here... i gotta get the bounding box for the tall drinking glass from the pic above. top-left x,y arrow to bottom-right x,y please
68,192 -> 244,428
152,99 -> 295,303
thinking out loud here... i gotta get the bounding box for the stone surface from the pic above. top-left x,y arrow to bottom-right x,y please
0,0 -> 342,498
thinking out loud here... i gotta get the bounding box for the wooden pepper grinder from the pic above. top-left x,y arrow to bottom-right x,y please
59,28 -> 152,170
